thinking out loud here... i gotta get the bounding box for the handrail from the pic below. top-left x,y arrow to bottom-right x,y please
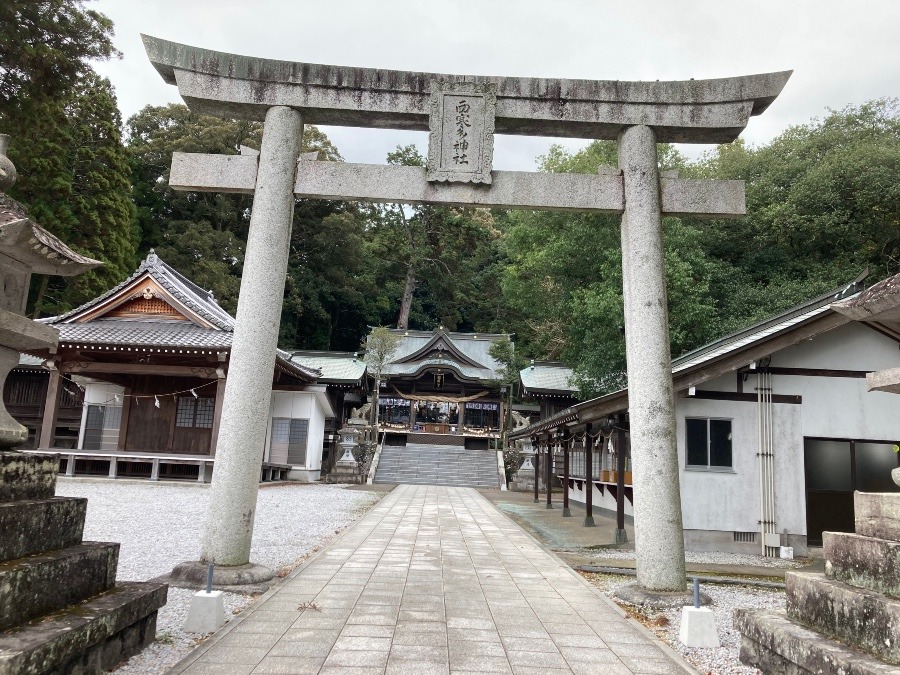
366,430 -> 386,485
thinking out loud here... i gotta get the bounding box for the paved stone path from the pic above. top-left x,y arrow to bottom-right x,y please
173,485 -> 691,674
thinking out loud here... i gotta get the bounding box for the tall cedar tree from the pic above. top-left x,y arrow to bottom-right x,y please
127,104 -> 373,350
1,1 -> 132,315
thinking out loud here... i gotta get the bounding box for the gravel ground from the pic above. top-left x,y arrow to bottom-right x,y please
585,548 -> 806,570
583,571 -> 786,675
55,479 -> 382,674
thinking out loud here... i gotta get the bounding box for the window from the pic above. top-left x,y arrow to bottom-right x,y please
175,397 -> 215,428
686,417 -> 732,469
271,418 -> 309,465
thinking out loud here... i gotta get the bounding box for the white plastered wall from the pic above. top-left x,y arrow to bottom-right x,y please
266,390 -> 327,481
77,381 -> 125,449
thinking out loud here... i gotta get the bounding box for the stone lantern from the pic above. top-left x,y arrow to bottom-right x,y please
0,133 -> 102,447
336,425 -> 361,467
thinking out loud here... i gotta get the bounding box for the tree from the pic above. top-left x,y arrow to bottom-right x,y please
0,2 -> 129,316
499,140 -> 722,397
363,327 -> 401,434
364,145 -> 508,333
692,98 -> 900,333
7,73 -> 137,315
0,0 -> 117,108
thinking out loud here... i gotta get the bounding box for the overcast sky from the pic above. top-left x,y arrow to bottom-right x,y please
91,0 -> 900,170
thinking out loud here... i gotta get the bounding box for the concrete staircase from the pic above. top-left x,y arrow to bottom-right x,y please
374,443 -> 500,488
0,452 -> 167,675
736,491 -> 900,674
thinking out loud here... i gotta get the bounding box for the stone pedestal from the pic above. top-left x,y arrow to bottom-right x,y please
736,491 -> 900,673
325,425 -> 364,484
0,451 -> 167,674
512,453 -> 540,492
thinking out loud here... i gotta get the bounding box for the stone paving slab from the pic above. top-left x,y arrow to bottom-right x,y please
170,485 -> 694,674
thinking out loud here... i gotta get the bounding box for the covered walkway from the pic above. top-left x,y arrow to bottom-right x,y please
171,485 -> 691,674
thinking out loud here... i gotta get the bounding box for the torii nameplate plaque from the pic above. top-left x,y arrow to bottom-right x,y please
426,81 -> 496,184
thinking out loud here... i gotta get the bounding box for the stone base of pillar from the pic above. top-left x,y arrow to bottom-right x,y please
584,516 -> 596,527
562,507 -> 571,517
168,560 -> 274,593
612,581 -> 710,609
511,467 -> 541,492
615,528 -> 629,544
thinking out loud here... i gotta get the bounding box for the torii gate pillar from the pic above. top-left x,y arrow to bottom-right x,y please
619,125 -> 684,590
202,106 -> 302,570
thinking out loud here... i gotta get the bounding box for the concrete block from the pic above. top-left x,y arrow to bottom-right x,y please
0,542 -> 119,630
855,492 -> 900,541
0,452 -> 57,502
184,590 -> 225,633
786,570 -> 900,664
679,606 -> 719,648
735,608 -> 898,675
0,581 -> 167,675
0,497 -> 86,563
824,531 -> 900,599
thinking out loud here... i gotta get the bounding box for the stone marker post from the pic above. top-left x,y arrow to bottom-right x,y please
618,125 -> 686,592
198,107 -> 303,573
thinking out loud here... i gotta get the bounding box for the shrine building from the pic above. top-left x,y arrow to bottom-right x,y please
374,328 -> 510,450
18,251 -> 336,481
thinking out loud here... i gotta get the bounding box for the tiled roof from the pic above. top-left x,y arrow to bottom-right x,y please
520,362 -> 577,394
16,354 -> 44,368
49,250 -> 234,330
55,319 -> 233,349
37,251 -> 320,382
290,352 -> 366,383
671,283 -> 862,372
380,329 -> 508,382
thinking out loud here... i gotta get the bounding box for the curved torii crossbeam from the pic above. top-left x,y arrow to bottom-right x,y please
142,35 -> 791,597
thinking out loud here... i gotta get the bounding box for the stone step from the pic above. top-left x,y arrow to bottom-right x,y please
735,608 -> 898,675
0,453 -> 58,502
374,481 -> 497,487
855,492 -> 900,541
824,531 -> 900,599
0,581 -> 168,675
0,497 -> 87,563
0,542 -> 119,631
785,570 -> 900,664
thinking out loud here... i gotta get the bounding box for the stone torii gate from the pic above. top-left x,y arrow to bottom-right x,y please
143,35 -> 789,594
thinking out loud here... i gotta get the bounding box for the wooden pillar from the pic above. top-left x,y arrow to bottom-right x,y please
209,374 -> 226,456
615,415 -> 629,544
546,433 -> 553,509
117,387 -> 132,451
532,436 -> 539,503
584,423 -> 595,527
562,428 -> 571,517
38,367 -> 62,449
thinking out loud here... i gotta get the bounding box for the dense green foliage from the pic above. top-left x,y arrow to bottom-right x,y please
125,103 -> 370,351
1,1 -> 135,314
504,99 -> 900,396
